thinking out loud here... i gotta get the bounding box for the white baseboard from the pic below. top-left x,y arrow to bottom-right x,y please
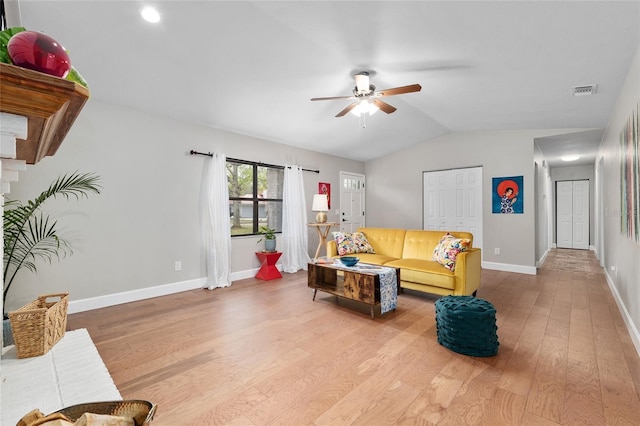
68,267 -> 272,314
536,248 -> 550,268
68,278 -> 206,314
482,261 -> 537,275
603,269 -> 640,357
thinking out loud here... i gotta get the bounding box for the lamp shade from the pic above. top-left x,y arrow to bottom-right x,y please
312,194 -> 329,211
350,100 -> 378,116
312,194 -> 329,223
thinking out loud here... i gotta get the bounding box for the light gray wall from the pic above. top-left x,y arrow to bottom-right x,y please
549,164 -> 595,246
598,44 -> 640,341
5,100 -> 364,311
533,145 -> 552,266
364,128 -> 584,270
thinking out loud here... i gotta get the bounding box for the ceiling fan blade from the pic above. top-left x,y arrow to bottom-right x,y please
335,102 -> 358,117
371,98 -> 397,114
376,84 -> 422,97
311,95 -> 355,101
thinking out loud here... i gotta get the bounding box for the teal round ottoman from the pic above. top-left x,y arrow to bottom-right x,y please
435,295 -> 499,357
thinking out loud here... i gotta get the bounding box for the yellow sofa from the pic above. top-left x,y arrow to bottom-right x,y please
327,227 -> 481,297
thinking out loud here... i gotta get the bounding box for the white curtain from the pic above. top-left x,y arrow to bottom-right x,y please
204,152 -> 232,289
281,165 -> 312,272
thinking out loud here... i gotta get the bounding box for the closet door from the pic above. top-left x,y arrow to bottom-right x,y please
557,181 -> 574,248
556,180 -> 589,249
572,180 -> 589,249
423,167 -> 483,251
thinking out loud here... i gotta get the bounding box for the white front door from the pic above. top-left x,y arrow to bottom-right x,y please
339,172 -> 365,232
423,167 -> 483,252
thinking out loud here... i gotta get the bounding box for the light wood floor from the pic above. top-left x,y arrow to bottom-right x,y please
67,249 -> 640,425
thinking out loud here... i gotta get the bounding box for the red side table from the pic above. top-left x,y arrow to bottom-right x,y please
255,251 -> 282,280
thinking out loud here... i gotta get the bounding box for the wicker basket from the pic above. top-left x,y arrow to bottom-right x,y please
8,293 -> 69,359
52,400 -> 156,425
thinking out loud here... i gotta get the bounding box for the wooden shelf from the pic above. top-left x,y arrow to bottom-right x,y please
0,63 -> 90,164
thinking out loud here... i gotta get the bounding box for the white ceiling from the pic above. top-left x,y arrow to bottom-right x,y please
11,1 -> 640,163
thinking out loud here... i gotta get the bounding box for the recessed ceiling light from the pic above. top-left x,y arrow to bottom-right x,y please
141,6 -> 161,23
561,155 -> 580,162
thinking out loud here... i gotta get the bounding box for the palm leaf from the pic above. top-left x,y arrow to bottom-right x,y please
3,171 -> 100,305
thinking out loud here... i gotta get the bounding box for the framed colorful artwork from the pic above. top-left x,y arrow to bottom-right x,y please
492,176 -> 523,214
319,182 -> 331,209
620,101 -> 639,244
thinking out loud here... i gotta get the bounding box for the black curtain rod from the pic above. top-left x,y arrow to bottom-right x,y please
189,150 -> 319,174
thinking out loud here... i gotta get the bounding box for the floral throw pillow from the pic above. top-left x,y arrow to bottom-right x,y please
432,233 -> 471,271
333,231 -> 376,256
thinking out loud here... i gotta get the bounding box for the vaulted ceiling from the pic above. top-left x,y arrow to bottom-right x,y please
12,1 -> 640,163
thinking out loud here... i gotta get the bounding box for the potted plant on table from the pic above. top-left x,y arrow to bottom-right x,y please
257,226 -> 277,252
3,171 -> 101,347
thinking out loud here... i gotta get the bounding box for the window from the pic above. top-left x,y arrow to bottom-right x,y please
227,159 -> 284,237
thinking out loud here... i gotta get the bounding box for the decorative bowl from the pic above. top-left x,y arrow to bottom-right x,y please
340,256 -> 359,267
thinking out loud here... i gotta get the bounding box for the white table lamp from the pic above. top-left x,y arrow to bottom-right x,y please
312,194 -> 329,223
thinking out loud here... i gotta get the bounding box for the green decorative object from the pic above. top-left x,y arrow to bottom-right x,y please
435,295 -> 499,357
257,226 -> 277,252
0,26 -> 89,88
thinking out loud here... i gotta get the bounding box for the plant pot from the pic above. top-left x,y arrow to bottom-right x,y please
265,239 -> 276,252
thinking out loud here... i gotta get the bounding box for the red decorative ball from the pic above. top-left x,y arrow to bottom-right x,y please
7,30 -> 71,78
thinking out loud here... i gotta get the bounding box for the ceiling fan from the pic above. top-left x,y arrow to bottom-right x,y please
311,71 -> 421,117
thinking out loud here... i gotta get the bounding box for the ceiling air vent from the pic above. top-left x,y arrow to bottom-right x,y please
572,84 -> 597,96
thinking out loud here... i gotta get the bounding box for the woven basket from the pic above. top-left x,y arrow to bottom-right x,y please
8,293 -> 69,359
52,400 -> 156,425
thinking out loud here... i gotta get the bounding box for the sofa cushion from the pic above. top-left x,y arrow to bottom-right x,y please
349,253 -> 399,265
385,258 -> 456,290
357,228 -> 407,258
333,231 -> 376,256
432,233 -> 471,271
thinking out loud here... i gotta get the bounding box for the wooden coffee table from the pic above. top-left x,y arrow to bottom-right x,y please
307,262 -> 400,319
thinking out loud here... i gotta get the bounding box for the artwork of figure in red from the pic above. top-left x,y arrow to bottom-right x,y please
492,176 -> 523,214
319,182 -> 331,209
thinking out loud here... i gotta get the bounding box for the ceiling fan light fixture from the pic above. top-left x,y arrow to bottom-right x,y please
350,100 -> 378,116
354,72 -> 370,93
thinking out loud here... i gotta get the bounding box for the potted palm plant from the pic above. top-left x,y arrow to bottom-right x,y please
3,171 -> 101,346
257,226 -> 277,252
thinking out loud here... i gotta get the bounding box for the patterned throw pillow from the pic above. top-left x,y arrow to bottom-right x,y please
433,233 -> 471,271
333,231 -> 376,256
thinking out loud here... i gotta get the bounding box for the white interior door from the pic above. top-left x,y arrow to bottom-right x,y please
572,180 -> 589,249
424,172 -> 448,231
339,172 -> 365,232
423,167 -> 483,252
556,180 -> 589,249
557,181 -> 573,248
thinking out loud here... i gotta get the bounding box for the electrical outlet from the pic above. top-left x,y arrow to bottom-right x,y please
494,248 -> 501,255
174,261 -> 182,271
